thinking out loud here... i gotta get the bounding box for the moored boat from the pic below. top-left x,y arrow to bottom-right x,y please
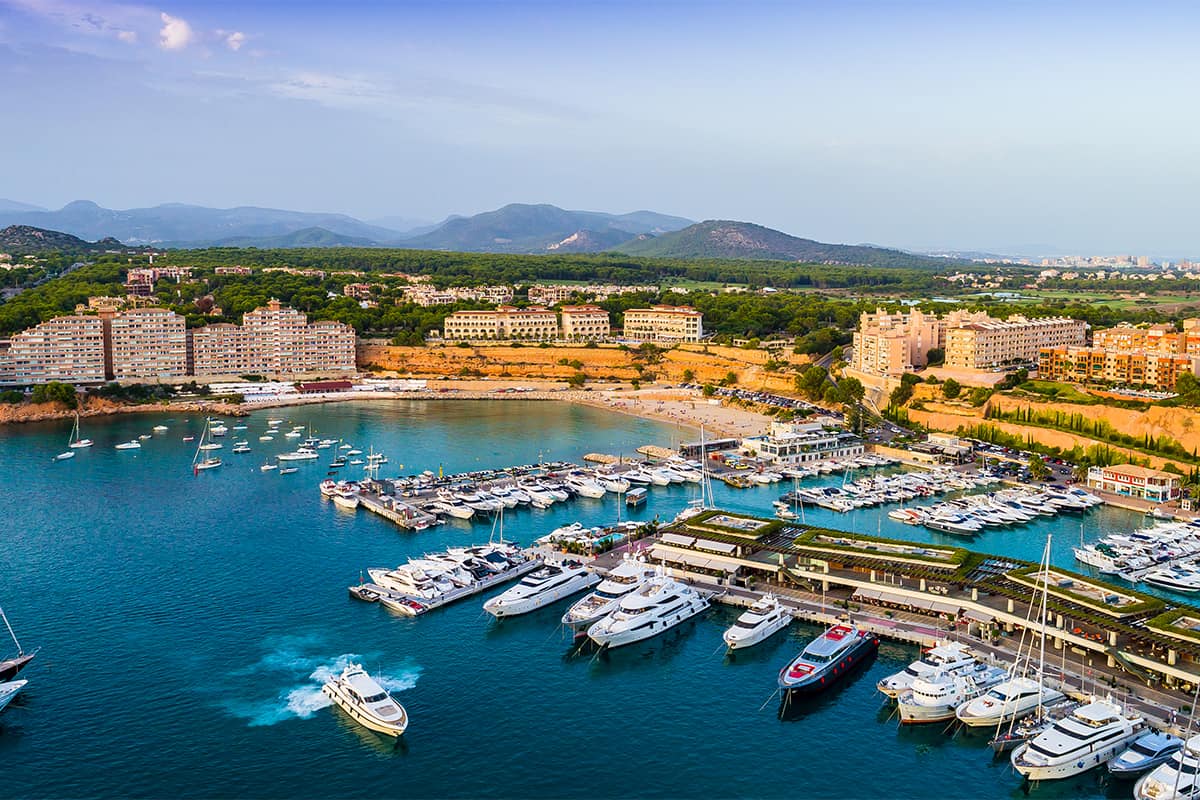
778,623 -> 879,695
722,595 -> 791,650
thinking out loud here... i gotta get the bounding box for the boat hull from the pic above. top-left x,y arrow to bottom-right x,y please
1012,729 -> 1143,781
321,682 -> 407,737
0,652 -> 36,682
484,573 -> 599,618
779,635 -> 879,694
723,615 -> 791,650
0,679 -> 27,713
588,599 -> 708,649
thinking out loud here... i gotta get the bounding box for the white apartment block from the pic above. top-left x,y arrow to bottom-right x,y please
944,315 -> 1086,369
0,315 -> 106,385
560,305 -> 611,340
109,308 -> 188,379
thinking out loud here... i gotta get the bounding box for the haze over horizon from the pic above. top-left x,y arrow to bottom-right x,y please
3,0 -> 1199,255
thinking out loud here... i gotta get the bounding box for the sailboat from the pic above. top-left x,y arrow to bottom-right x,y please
68,411 -> 93,449
674,425 -> 716,522
0,606 -> 37,681
192,420 -> 222,473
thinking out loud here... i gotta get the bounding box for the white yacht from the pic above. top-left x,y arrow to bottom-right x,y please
321,663 -> 408,737
1136,734 -> 1200,799
561,556 -> 657,629
1144,566 -> 1200,593
428,499 -> 475,520
955,674 -> 1066,727
896,664 -> 1007,724
722,595 -> 791,650
877,641 -> 980,698
483,561 -> 598,618
1110,731 -> 1183,777
114,440 -> 141,450
278,448 -> 319,461
1012,696 -> 1145,781
564,475 -> 606,498
587,574 -> 709,648
369,564 -> 457,599
595,474 -> 631,493
0,678 -> 26,714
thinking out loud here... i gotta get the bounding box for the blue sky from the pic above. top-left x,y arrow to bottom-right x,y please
2,0 -> 1199,254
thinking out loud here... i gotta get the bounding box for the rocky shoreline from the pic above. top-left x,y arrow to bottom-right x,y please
0,398 -> 250,425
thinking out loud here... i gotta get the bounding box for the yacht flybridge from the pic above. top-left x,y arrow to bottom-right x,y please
722,595 -> 791,650
321,663 -> 409,737
561,555 -> 656,630
483,561 -> 598,618
877,641 -> 979,698
586,573 -> 709,648
896,663 -> 1007,724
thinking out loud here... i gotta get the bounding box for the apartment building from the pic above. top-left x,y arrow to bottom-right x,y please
1038,345 -> 1200,391
622,306 -> 703,342
528,285 -> 577,305
851,308 -> 947,376
944,315 -> 1086,369
214,266 -> 253,276
109,308 -> 189,379
442,306 -> 559,341
0,315 -> 106,385
559,305 -> 611,340
191,300 -> 356,376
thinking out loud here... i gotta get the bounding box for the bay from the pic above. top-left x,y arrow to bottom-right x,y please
0,400 -> 1151,798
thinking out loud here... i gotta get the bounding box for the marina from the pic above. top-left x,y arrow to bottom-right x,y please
7,398 -> 1200,800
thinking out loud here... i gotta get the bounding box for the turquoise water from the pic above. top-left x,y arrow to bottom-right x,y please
0,400 -> 1153,798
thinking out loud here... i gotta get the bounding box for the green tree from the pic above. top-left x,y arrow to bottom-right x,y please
926,347 -> 945,366
566,372 -> 587,388
701,384 -> 715,397
1028,454 -> 1051,481
941,378 -> 961,399
682,368 -> 695,383
795,365 -> 828,400
30,381 -> 77,408
837,376 -> 865,405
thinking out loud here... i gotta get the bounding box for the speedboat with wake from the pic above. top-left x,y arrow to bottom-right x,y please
483,561 -> 597,618
722,595 -> 791,650
778,623 -> 879,695
321,662 -> 408,737
587,574 -> 709,648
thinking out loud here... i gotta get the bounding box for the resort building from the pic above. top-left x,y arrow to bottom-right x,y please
1086,464 -> 1181,503
622,306 -> 703,342
108,308 -> 189,379
559,305 -> 611,340
0,315 -> 106,385
442,306 -> 559,341
943,315 -> 1086,370
527,285 -> 578,305
191,300 -> 356,377
1038,345 -> 1200,391
741,421 -> 864,465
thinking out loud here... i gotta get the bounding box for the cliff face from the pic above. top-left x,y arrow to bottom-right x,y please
0,397 -> 246,425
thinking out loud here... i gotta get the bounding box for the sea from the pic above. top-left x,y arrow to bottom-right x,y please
0,399 -> 1165,798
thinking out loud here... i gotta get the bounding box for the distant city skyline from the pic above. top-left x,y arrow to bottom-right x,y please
3,1 -> 1200,254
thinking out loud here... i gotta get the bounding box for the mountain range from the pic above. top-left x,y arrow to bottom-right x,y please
0,200 -> 957,267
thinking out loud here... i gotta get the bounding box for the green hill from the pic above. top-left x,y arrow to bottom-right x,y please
0,225 -> 125,254
614,220 -> 956,269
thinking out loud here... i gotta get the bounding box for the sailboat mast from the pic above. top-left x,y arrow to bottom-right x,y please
1036,534 -> 1052,715
0,606 -> 22,654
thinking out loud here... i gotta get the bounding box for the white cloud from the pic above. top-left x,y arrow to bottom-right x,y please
116,29 -> 136,43
224,30 -> 245,51
158,11 -> 192,50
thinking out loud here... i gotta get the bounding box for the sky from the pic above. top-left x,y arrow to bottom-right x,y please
1,0 -> 1199,255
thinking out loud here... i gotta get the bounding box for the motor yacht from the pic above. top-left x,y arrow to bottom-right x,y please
595,474 -> 631,493
956,674 -> 1066,727
0,679 -> 27,715
1144,566 -> 1200,593
587,574 -> 709,648
561,555 -> 657,629
483,561 -> 598,617
623,469 -> 654,485
1136,734 -> 1200,799
1012,696 -> 1145,781
260,462 -> 278,472
1110,731 -> 1184,777
722,595 -> 792,650
114,440 -> 141,450
540,482 -> 570,501
278,448 -> 319,461
429,498 -> 475,520
778,623 -> 879,695
368,564 -> 457,599
877,641 -> 980,698
925,513 -> 981,536
333,489 -> 360,510
896,664 -> 1007,724
321,663 -> 408,737
564,475 -> 606,498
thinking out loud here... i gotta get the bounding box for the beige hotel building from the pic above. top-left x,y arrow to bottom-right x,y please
0,315 -> 106,385
560,305 -> 611,340
622,306 -> 703,342
108,308 -> 189,379
443,306 -> 560,341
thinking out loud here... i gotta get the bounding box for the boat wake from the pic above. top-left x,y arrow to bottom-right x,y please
221,638 -> 421,727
